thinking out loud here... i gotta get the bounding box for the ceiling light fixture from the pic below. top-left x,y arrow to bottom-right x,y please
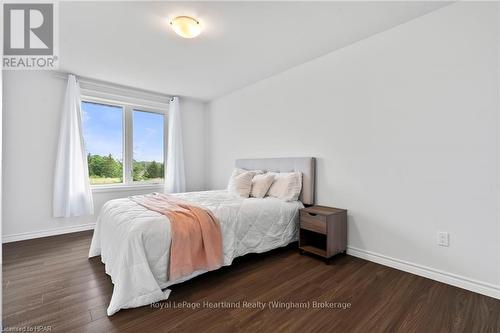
170,16 -> 202,39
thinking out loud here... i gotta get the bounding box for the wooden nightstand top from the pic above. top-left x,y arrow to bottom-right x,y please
301,205 -> 347,216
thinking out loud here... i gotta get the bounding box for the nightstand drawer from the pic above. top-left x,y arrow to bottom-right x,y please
300,214 -> 327,234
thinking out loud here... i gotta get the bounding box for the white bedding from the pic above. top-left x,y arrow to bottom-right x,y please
89,190 -> 303,316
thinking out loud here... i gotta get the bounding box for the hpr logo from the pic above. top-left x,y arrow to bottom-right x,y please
4,3 -> 53,55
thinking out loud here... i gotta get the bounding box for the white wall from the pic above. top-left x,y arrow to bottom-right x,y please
182,98 -> 207,192
207,2 -> 500,294
0,56 -> 3,326
2,71 -> 207,240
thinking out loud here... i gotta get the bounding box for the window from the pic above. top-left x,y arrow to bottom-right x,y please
81,98 -> 166,188
82,101 -> 124,185
132,110 -> 165,183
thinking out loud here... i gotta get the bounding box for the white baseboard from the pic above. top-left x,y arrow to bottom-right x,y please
347,246 -> 500,300
2,223 -> 95,243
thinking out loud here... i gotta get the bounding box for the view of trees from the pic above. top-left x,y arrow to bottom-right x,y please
133,160 -> 164,181
88,154 -> 122,179
87,154 -> 164,184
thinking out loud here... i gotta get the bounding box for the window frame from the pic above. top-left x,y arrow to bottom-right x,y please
81,94 -> 168,192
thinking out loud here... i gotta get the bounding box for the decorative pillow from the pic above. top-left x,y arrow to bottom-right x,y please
250,173 -> 275,198
267,172 -> 303,201
227,168 -> 262,198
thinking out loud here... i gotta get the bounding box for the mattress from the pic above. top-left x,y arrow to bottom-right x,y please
89,190 -> 303,316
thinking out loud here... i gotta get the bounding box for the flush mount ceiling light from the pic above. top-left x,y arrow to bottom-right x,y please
170,16 -> 202,38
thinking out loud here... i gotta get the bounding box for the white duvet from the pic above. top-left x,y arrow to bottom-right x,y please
89,190 -> 303,316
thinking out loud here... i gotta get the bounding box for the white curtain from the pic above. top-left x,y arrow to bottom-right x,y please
53,75 -> 94,217
165,97 -> 186,193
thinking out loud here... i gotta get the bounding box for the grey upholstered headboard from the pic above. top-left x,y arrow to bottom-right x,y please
235,157 -> 316,205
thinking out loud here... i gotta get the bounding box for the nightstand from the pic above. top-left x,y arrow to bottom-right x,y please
299,205 -> 347,263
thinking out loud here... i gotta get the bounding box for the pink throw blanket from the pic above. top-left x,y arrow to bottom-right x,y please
131,193 -> 223,281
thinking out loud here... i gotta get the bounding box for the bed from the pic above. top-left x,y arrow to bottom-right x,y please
89,157 -> 316,316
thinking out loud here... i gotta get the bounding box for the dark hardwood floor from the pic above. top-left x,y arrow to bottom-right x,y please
3,231 -> 499,332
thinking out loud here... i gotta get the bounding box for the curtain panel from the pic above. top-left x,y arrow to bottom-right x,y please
53,75 -> 94,217
165,97 -> 186,193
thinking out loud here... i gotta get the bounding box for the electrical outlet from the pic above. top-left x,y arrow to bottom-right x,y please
437,232 -> 449,247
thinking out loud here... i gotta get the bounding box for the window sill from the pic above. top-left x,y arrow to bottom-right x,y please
91,183 -> 164,193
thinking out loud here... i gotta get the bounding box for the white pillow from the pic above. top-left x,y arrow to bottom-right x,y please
267,172 -> 302,201
250,174 -> 275,198
227,168 -> 261,198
